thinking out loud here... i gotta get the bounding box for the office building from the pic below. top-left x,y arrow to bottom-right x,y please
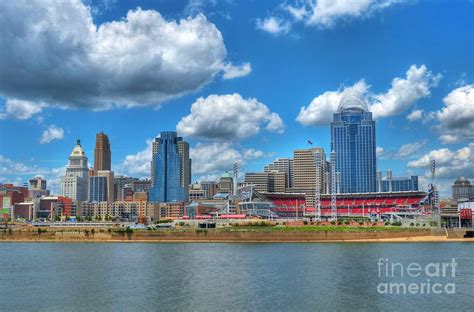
244,171 -> 286,193
452,176 -> 474,202
82,201 -> 157,221
264,158 -> 293,190
132,179 -> 152,193
149,132 -> 186,202
189,183 -> 208,200
218,172 -> 233,194
376,171 -> 419,192
60,140 -> 89,201
28,176 -> 50,199
199,181 -> 219,199
96,170 -> 114,203
94,132 -> 111,171
88,176 -> 108,202
177,140 -> 191,199
292,148 -> 326,194
114,176 -> 138,201
331,90 -> 376,193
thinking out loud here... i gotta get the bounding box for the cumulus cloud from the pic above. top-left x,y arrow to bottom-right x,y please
39,125 -> 65,144
394,140 -> 426,159
0,0 -> 248,113
177,93 -> 285,140
376,146 -> 384,157
370,65 -> 441,118
222,62 -> 252,79
284,4 -> 309,21
256,17 -> 291,35
0,155 -> 40,175
406,109 -> 423,122
296,65 -> 440,126
305,0 -> 402,28
408,143 -> 474,180
296,80 -> 369,126
119,139 -> 153,177
436,84 -> 474,144
118,139 -> 267,182
0,99 -> 46,120
259,0 -> 402,34
191,142 -> 266,179
0,155 -> 66,194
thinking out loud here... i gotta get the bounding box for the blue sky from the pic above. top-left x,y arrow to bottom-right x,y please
0,0 -> 473,196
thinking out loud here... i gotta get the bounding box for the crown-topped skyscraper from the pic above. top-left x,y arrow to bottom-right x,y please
331,90 -> 376,193
60,139 -> 89,201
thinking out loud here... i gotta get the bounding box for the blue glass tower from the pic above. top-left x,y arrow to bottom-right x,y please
149,132 -> 185,202
88,176 -> 107,202
331,91 -> 376,193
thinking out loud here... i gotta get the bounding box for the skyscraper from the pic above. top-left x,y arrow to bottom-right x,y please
292,148 -> 326,194
94,132 -> 111,171
149,132 -> 187,202
331,91 -> 376,193
264,158 -> 294,190
177,139 -> 191,200
61,140 -> 89,201
88,176 -> 108,202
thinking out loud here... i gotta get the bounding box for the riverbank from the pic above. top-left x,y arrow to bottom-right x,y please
1,226 -> 472,243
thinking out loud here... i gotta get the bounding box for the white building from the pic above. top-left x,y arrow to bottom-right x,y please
61,140 -> 89,202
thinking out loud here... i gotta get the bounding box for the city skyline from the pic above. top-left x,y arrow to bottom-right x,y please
0,0 -> 473,197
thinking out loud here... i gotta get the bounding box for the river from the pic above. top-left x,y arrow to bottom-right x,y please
0,243 -> 472,311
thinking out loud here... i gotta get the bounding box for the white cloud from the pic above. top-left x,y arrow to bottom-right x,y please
0,99 -> 46,120
376,146 -> 384,157
118,138 -> 268,182
394,140 -> 426,159
296,65 -> 440,126
0,155 -> 66,194
439,134 -> 460,145
406,109 -> 423,122
296,80 -> 369,126
222,62 -> 252,79
191,142 -> 266,179
39,125 -> 64,144
436,84 -> 474,144
0,1 -> 248,111
184,0 -> 218,15
308,0 -> 401,27
119,139 -> 153,177
242,148 -> 265,160
177,93 -> 285,140
256,17 -> 291,35
0,155 -> 40,175
260,0 -> 402,33
370,65 -> 442,118
284,4 -> 309,21
407,143 -> 474,180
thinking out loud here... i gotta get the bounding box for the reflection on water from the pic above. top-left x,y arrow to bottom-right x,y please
0,243 -> 472,311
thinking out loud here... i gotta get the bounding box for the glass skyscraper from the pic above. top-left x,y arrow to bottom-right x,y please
149,132 -> 185,202
331,91 -> 376,193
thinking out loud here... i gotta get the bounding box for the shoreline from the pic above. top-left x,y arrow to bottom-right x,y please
1,236 -> 473,243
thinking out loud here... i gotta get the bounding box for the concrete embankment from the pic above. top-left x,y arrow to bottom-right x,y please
0,228 -> 453,243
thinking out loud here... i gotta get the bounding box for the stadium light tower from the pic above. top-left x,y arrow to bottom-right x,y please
330,151 -> 337,221
313,153 -> 321,221
233,161 -> 238,197
430,159 -> 441,228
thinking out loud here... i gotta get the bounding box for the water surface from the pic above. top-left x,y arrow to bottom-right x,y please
0,243 -> 472,311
